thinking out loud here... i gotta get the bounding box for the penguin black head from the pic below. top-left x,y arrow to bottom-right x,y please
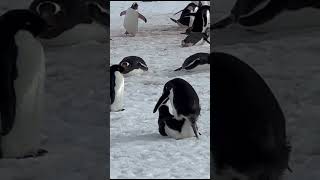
110,64 -> 125,73
131,2 -> 138,10
0,9 -> 48,37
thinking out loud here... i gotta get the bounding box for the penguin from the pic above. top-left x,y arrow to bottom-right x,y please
181,31 -> 210,47
170,2 -> 198,28
120,2 -> 147,36
110,65 -> 125,112
119,56 -> 148,76
153,78 -> 201,139
0,9 -> 48,159
157,104 -> 200,139
29,0 -> 108,45
211,52 -> 291,179
186,5 -> 210,33
174,52 -> 209,71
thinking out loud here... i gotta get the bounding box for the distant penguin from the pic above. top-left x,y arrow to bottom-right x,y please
0,9 -> 48,159
119,56 -> 148,76
211,52 -> 291,179
157,104 -> 199,139
181,31 -> 210,47
153,78 -> 201,139
120,2 -> 147,36
170,2 -> 198,28
110,65 -> 125,112
175,52 -> 209,71
29,0 -> 109,45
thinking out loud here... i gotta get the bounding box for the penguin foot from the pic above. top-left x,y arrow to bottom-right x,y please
17,149 -> 48,159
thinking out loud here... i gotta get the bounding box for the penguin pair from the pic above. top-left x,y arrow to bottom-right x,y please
120,2 -> 147,36
29,0 -> 109,39
0,9 -> 48,159
154,78 -> 201,140
212,0 -> 320,29
211,52 -> 291,179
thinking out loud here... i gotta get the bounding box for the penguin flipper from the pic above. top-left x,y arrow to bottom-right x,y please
120,10 -> 126,16
174,67 -> 183,71
138,13 -> 147,23
238,0 -> 286,27
170,18 -> 179,24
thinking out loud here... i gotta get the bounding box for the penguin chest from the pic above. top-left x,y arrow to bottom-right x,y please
124,8 -> 139,35
111,71 -> 124,111
2,30 -> 45,158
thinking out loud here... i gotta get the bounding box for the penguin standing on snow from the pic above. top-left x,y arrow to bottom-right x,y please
211,52 -> 291,179
153,78 -> 201,139
175,52 -> 209,71
170,2 -> 198,28
187,4 -> 210,33
0,9 -> 48,159
120,2 -> 147,36
110,65 -> 125,112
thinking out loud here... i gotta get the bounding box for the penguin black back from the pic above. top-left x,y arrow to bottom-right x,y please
189,5 -> 210,32
0,9 -> 47,136
211,52 -> 290,178
110,65 -> 124,104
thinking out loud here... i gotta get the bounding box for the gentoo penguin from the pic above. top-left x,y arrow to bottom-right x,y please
153,78 -> 201,139
29,0 -> 109,45
181,31 -> 210,47
110,65 -> 125,112
0,9 -> 48,158
211,52 -> 291,179
186,5 -> 210,33
120,2 -> 147,36
170,2 -> 198,28
212,0 -> 320,29
174,52 -> 209,71
119,56 -> 148,76
157,104 -> 199,139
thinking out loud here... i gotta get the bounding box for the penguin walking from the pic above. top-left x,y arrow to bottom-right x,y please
175,52 -> 209,71
120,2 -> 147,36
153,78 -> 201,139
170,2 -> 198,28
110,65 -> 125,112
0,9 -> 48,159
211,52 -> 291,179
119,56 -> 148,76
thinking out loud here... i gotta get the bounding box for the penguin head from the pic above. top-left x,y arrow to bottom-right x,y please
186,3 -> 198,11
1,9 -> 48,37
110,64 -> 125,73
153,81 -> 175,113
131,2 -> 138,10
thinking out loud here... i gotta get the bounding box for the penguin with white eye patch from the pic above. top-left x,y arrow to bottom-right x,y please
119,56 -> 148,76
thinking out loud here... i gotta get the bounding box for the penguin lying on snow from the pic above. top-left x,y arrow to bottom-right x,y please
120,2 -> 147,36
119,56 -> 148,76
211,52 -> 291,179
153,78 -> 201,139
175,52 -> 209,71
0,9 -> 48,159
170,2 -> 198,28
181,31 -> 210,47
110,65 -> 125,112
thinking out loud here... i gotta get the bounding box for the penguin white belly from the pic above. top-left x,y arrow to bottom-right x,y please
2,30 -> 45,158
124,68 -> 145,77
123,8 -> 139,36
111,71 -> 124,111
164,119 -> 195,140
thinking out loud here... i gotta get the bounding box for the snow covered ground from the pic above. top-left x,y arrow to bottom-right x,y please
213,3 -> 320,179
110,1 -> 210,179
0,1 -> 108,180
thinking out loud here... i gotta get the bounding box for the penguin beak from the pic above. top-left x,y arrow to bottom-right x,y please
191,122 -> 199,139
153,90 -> 170,113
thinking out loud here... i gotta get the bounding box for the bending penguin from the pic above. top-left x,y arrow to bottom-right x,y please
120,2 -> 147,36
211,52 -> 291,179
153,78 -> 201,139
170,2 -> 198,28
175,52 -> 209,71
119,56 -> 148,76
0,9 -> 48,159
110,65 -> 125,112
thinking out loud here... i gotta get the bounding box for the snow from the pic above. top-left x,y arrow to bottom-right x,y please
0,2 -> 108,180
213,2 -> 320,179
110,1 -> 210,179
